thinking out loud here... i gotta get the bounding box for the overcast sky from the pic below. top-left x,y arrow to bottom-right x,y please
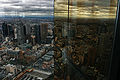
55,0 -> 117,18
0,0 -> 54,17
0,0 -> 117,18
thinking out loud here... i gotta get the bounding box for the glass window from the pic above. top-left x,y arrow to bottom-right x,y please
54,0 -> 118,80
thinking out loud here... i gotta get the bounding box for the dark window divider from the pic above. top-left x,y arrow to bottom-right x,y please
109,0 -> 120,80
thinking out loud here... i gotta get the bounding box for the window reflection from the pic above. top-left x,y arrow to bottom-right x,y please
54,0 -> 117,80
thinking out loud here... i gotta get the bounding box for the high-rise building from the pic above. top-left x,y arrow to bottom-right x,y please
34,25 -> 41,44
7,24 -> 14,38
17,25 -> 26,45
62,22 -> 68,37
30,23 -> 49,44
31,25 -> 36,45
62,23 -> 75,38
23,25 -> 26,36
2,22 -> 8,38
0,28 -> 3,43
40,23 -> 48,43
14,25 -> 17,40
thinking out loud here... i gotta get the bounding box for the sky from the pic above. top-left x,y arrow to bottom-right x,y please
0,0 -> 54,17
55,0 -> 117,18
0,0 -> 117,18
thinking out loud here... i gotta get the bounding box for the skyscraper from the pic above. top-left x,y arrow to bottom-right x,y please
2,22 -> 8,38
34,25 -> 41,44
31,25 -> 36,45
17,25 -> 26,45
40,23 -> 48,44
7,24 -> 14,38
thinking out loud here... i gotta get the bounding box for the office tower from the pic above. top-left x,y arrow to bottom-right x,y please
62,22 -> 75,38
17,25 -> 26,45
25,23 -> 31,35
40,23 -> 48,44
14,25 -> 17,40
2,22 -> 8,38
7,24 -> 14,38
68,24 -> 76,38
46,24 -> 54,44
23,25 -> 26,36
31,26 -> 36,45
34,25 -> 41,44
0,28 -> 3,43
62,22 -> 68,37
25,24 -> 31,43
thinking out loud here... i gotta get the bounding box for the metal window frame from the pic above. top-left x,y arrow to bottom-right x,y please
109,0 -> 120,80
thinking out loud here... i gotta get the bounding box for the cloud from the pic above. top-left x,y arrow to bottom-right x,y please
0,0 -> 54,17
55,0 -> 117,18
